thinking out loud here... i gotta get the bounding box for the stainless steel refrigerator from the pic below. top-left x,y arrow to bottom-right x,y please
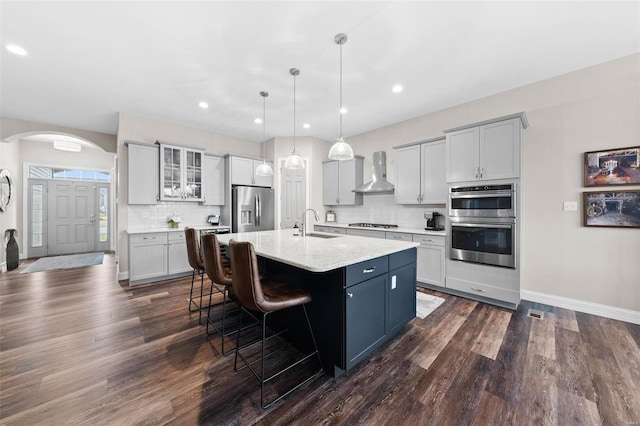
231,186 -> 275,233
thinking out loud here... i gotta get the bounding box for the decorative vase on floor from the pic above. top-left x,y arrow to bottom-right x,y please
5,229 -> 19,270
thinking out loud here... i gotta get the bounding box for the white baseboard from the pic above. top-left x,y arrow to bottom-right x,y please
0,261 -> 5,272
521,290 -> 640,325
118,271 -> 128,281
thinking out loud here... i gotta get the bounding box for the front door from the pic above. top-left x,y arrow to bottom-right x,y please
47,180 -> 95,255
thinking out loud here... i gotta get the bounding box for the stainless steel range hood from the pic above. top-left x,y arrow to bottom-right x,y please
353,151 -> 395,193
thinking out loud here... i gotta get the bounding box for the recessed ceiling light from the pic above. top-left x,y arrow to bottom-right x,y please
198,101 -> 209,109
303,123 -> 310,129
339,107 -> 348,114
254,118 -> 262,124
392,84 -> 403,93
5,44 -> 27,56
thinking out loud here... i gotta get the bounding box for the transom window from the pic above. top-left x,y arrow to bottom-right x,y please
29,166 -> 110,182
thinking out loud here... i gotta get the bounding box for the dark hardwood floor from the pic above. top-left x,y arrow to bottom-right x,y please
1,254 -> 639,425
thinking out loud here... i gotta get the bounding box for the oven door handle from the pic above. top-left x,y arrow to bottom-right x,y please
450,193 -> 512,199
452,223 -> 513,229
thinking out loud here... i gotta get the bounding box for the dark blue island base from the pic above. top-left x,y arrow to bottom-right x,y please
260,247 -> 417,377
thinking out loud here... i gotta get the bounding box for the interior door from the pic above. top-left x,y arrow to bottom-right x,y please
47,180 -> 95,255
280,160 -> 306,228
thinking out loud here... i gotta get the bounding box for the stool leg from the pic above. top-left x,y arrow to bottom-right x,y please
188,269 -> 198,312
234,308 -> 245,372
198,270 -> 205,324
260,311 -> 268,409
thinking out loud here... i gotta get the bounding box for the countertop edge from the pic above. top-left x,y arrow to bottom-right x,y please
315,222 -> 446,236
127,225 -> 230,234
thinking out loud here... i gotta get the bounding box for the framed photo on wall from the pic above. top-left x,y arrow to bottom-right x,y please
584,146 -> 640,187
583,190 -> 640,228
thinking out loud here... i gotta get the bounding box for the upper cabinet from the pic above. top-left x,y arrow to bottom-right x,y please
202,155 -> 225,205
229,156 -> 273,187
323,156 -> 364,206
445,114 -> 527,183
159,143 -> 204,201
394,138 -> 446,205
127,143 -> 159,205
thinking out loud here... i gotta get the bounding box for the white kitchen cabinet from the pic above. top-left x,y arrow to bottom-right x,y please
202,155 -> 225,205
229,156 -> 273,187
127,143 -> 159,204
159,143 -> 204,201
129,233 -> 168,282
445,115 -> 526,183
167,232 -> 191,275
129,231 -> 192,284
413,234 -> 445,287
323,156 -> 364,206
385,232 -> 413,242
394,138 -> 446,205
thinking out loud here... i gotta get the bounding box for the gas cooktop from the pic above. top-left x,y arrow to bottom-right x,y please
348,223 -> 399,229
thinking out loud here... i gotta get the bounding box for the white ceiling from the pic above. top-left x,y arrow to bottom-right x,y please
1,1 -> 639,143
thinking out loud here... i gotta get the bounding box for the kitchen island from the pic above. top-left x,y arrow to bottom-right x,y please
217,229 -> 419,377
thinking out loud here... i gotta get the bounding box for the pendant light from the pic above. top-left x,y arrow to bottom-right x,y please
284,68 -> 305,170
255,91 -> 274,177
328,33 -> 354,161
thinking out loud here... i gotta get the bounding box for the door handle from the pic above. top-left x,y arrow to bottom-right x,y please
255,195 -> 259,226
347,293 -> 353,298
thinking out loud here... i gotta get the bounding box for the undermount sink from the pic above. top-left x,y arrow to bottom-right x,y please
305,233 -> 341,239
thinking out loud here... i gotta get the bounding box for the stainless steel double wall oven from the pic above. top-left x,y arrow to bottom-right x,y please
449,183 -> 517,268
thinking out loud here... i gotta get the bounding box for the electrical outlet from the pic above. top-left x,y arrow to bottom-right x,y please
563,201 -> 578,211
391,275 -> 397,289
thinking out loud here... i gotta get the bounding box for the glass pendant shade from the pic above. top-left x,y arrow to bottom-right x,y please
328,137 -> 354,161
255,161 -> 273,176
284,151 -> 305,170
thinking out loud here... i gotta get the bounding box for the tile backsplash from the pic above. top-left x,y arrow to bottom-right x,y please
128,203 -> 221,229
327,193 -> 446,228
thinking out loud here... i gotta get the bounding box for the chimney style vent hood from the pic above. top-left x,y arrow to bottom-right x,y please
353,151 -> 395,193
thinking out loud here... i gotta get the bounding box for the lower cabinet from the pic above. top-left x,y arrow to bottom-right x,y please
413,234 -> 445,287
345,273 -> 387,370
388,262 -> 417,335
129,232 -> 191,284
344,249 -> 416,371
167,232 -> 191,275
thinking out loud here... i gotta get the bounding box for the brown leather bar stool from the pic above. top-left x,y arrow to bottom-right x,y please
229,240 -> 323,409
184,227 -> 207,324
201,233 -> 245,355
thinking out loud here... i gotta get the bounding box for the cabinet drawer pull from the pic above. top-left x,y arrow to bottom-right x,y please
470,287 -> 486,293
142,237 -> 155,240
426,239 -> 434,242
347,293 -> 353,298
363,267 -> 376,274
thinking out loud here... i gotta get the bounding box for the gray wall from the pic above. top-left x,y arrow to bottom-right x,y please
346,53 -> 640,311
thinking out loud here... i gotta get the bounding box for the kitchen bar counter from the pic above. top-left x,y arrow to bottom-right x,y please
216,229 -> 418,377
216,229 -> 418,272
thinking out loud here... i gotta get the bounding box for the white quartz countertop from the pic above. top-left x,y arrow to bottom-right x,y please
217,229 -> 419,273
316,222 -> 446,236
127,225 -> 230,234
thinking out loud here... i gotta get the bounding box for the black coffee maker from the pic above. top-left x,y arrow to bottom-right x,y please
425,212 -> 444,231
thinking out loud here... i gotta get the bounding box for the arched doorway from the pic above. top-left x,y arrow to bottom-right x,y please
1,131 -> 116,259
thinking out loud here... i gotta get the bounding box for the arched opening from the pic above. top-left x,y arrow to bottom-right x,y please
1,131 -> 116,262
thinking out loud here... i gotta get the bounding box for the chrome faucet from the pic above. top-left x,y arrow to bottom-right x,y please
301,208 -> 319,237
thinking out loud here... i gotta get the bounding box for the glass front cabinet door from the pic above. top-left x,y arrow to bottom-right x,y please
159,144 -> 203,201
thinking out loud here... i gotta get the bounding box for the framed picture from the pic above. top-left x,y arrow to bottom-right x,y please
583,191 -> 640,228
584,146 -> 640,187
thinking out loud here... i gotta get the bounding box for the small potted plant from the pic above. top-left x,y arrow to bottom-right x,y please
167,215 -> 182,229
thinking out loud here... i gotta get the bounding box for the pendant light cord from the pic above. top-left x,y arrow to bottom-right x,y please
339,41 -> 343,140
293,72 -> 297,153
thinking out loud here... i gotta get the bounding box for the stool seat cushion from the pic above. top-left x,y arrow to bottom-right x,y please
259,280 -> 312,313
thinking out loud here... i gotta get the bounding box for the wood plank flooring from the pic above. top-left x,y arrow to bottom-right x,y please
1,254 -> 639,425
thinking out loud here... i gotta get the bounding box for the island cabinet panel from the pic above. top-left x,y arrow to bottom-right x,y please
345,273 -> 388,370
388,262 -> 417,335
